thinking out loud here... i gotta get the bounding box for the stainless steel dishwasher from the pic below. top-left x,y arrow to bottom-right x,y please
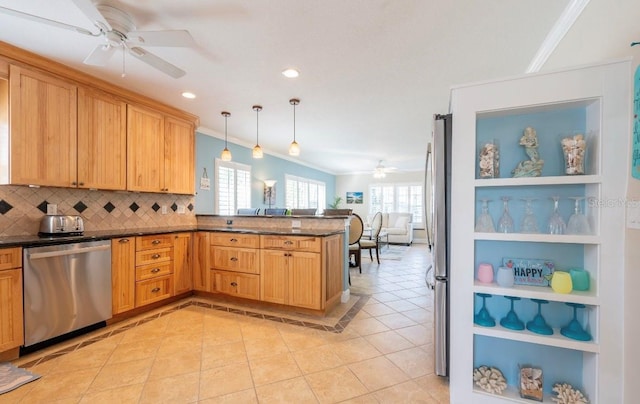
23,240 -> 112,348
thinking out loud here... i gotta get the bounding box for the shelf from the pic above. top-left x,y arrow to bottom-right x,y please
474,175 -> 601,187
473,323 -> 599,353
472,384 -> 554,403
474,232 -> 600,244
473,281 -> 599,305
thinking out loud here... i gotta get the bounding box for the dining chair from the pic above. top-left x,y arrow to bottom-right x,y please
323,208 -> 353,216
348,213 -> 364,273
264,208 -> 288,215
291,208 -> 317,216
360,211 -> 382,264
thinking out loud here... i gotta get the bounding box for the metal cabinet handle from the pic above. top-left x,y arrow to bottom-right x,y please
119,239 -> 130,243
284,240 -> 293,245
152,253 -> 161,259
151,287 -> 161,293
151,268 -> 160,273
230,238 -> 238,242
71,181 -> 77,186
230,282 -> 238,287
152,240 -> 161,245
79,182 -> 84,186
230,257 -> 238,261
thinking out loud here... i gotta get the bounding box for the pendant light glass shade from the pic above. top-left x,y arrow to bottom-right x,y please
288,98 -> 300,156
221,111 -> 232,161
252,105 -> 263,159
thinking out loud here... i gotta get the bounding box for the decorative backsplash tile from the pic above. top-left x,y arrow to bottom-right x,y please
0,185 -> 196,236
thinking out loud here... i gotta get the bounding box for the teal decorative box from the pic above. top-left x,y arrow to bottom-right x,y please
502,258 -> 555,287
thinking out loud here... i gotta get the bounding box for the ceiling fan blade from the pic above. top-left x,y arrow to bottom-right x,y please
83,44 -> 116,66
126,30 -> 195,47
128,47 -> 185,78
70,0 -> 111,31
0,6 -> 96,36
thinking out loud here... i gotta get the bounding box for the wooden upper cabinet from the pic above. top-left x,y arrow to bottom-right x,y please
9,65 -> 77,187
77,87 -> 127,190
127,104 -> 164,192
127,104 -> 195,194
165,117 -> 194,194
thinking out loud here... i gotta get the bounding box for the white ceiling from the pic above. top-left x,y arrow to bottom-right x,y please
0,0 -> 639,175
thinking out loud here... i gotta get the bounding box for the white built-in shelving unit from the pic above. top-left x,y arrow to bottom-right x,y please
449,60 -> 630,403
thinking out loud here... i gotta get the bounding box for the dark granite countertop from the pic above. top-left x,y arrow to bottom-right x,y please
0,226 -> 344,248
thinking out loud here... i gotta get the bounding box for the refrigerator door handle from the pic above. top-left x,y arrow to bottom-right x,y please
425,263 -> 435,290
434,280 -> 448,377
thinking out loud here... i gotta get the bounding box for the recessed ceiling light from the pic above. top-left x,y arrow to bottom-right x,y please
182,92 -> 196,99
282,68 -> 300,78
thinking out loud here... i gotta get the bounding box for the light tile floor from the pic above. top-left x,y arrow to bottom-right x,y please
3,243 -> 449,403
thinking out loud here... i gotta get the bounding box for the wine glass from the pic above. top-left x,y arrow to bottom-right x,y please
475,199 -> 495,232
566,197 -> 591,235
497,196 -> 514,233
547,196 -> 566,235
520,198 -> 539,233
474,293 -> 496,327
500,296 -> 525,330
560,303 -> 592,341
526,299 -> 553,335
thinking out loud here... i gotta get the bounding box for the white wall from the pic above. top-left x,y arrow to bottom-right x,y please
334,170 -> 428,242
624,59 -> 640,404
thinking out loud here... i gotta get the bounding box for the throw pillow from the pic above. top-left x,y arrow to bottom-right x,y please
394,216 -> 408,229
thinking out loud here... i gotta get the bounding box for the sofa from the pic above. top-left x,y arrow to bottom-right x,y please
367,212 -> 414,245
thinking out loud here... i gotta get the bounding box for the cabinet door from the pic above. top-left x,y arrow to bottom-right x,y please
193,232 -> 210,292
0,268 -> 23,351
173,232 -> 192,295
288,252 -> 322,309
77,87 -> 126,190
127,104 -> 164,192
260,250 -> 288,304
9,65 -> 77,187
164,116 -> 194,194
111,237 -> 136,315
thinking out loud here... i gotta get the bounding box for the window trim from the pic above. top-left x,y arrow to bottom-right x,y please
285,174 -> 327,211
369,182 -> 425,229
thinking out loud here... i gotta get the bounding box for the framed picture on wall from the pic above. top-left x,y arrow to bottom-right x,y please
346,191 -> 363,204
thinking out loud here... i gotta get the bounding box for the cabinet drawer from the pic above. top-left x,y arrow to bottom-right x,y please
211,270 -> 260,300
260,235 -> 321,253
135,275 -> 173,307
0,247 -> 21,270
210,233 -> 260,248
135,261 -> 173,281
211,246 -> 259,274
136,234 -> 173,250
136,247 -> 172,266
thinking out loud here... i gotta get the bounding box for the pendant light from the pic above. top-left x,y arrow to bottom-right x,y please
220,111 -> 232,161
288,98 -> 300,156
252,105 -> 264,159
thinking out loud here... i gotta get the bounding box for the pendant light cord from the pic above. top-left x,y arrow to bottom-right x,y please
293,102 -> 296,142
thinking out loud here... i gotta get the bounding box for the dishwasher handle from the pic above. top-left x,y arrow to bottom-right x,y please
28,244 -> 111,260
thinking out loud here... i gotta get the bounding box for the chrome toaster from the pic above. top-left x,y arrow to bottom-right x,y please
38,215 -> 85,237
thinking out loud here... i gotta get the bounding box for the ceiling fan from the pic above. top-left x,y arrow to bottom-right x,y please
0,0 -> 195,78
373,160 -> 397,178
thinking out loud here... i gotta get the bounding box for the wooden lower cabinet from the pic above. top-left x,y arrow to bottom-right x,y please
260,249 -> 321,309
193,232 -> 210,292
0,247 -> 23,352
111,237 -> 136,315
173,232 -> 192,295
211,270 -> 260,300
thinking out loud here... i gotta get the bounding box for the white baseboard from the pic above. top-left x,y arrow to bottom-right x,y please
341,289 -> 350,303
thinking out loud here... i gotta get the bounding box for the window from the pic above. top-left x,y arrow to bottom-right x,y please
215,159 -> 251,215
369,183 -> 424,228
285,174 -> 326,211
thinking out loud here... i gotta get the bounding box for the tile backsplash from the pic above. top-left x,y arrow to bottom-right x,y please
0,185 -> 196,236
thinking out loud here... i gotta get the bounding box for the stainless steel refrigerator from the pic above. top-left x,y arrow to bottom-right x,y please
425,113 -> 452,377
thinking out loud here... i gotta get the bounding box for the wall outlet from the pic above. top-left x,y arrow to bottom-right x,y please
291,220 -> 301,228
177,204 -> 186,214
161,205 -> 168,215
47,204 -> 57,215
226,219 -> 233,226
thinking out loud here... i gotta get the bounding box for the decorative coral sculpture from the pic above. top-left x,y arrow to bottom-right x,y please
512,126 -> 544,177
473,365 -> 507,395
551,383 -> 589,404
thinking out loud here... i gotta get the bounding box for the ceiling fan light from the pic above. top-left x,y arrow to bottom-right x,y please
252,145 -> 264,159
373,160 -> 387,178
181,91 -> 196,99
289,141 -> 300,156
